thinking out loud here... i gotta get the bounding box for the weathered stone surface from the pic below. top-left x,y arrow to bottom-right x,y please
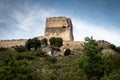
0,17 -> 75,48
0,39 -> 27,47
0,15 -> 118,55
0,17 -> 88,55
45,16 -> 74,41
101,49 -> 117,54
61,41 -> 84,52
42,46 -> 53,56
96,40 -> 111,49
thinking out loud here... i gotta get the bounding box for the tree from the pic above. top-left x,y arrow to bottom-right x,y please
25,37 -> 41,50
0,51 -> 32,80
117,47 -> 120,53
15,45 -> 26,52
35,48 -> 46,57
41,38 -> 48,46
49,37 -> 63,47
49,37 -> 56,47
56,37 -> 63,47
84,36 -> 99,56
101,53 -> 120,79
78,37 -> 104,80
109,44 -> 117,51
25,39 -> 32,50
45,56 -> 57,64
64,48 -> 71,56
0,47 -> 8,51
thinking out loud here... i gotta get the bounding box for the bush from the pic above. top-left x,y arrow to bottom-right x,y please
64,49 -> 71,56
117,47 -> 120,52
78,37 -> 104,80
45,56 -> 57,64
49,37 -> 63,47
41,38 -> 48,46
25,37 -> 41,50
35,48 -> 46,57
15,45 -> 26,52
0,47 -> 8,51
16,51 -> 36,60
0,52 -> 33,80
109,44 -> 117,51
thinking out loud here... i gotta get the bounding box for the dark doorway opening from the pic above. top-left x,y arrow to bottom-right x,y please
63,26 -> 65,28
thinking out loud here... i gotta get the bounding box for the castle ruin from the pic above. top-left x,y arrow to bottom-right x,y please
45,17 -> 74,41
0,17 -> 84,51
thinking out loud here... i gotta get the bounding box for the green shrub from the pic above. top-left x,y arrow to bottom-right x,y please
99,46 -> 104,51
78,37 -> 104,80
45,56 -> 57,64
41,38 -> 48,46
25,37 -> 41,50
35,48 -> 46,57
15,51 -> 36,60
109,44 -> 117,51
0,47 -> 8,51
117,47 -> 120,52
64,49 -> 71,56
15,45 -> 26,52
0,52 -> 33,80
49,37 -> 63,47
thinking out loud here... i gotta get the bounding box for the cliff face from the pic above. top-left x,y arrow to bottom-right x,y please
45,17 -> 74,41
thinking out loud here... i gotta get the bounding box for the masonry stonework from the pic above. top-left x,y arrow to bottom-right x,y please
45,17 -> 74,41
0,17 -> 82,51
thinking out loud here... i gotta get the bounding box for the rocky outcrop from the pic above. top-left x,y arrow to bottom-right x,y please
61,41 -> 84,52
45,17 -> 74,41
101,49 -> 117,54
96,40 -> 111,49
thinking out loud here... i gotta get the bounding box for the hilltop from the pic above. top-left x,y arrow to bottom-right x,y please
0,36 -> 120,80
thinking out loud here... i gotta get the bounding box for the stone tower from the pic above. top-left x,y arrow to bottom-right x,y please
45,16 -> 74,41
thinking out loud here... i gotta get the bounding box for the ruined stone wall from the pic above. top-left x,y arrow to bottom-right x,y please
45,17 -> 74,41
0,39 -> 27,48
0,17 -> 75,48
46,17 -> 69,27
61,41 -> 84,52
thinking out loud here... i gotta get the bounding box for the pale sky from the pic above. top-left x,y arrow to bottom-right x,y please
0,0 -> 120,46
